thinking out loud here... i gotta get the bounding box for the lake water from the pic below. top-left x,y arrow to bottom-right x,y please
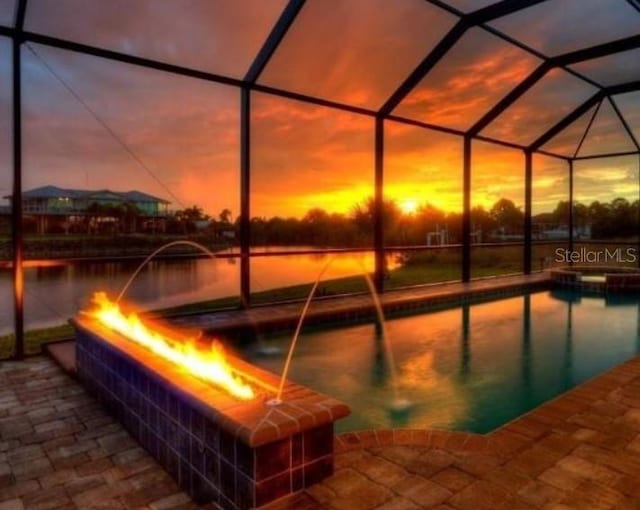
0,247 -> 380,335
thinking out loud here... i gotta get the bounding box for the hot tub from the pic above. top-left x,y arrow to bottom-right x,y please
550,266 -> 640,293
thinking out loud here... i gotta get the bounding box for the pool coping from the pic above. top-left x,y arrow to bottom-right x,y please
168,272 -> 552,339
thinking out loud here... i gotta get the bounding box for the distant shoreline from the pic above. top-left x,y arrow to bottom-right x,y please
0,233 -> 236,267
0,249 -> 240,269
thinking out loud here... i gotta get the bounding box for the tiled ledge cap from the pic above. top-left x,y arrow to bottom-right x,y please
72,316 -> 350,447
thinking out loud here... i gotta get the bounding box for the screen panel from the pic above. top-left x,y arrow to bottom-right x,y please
541,103 -> 597,158
481,68 -> 597,146
259,0 -> 457,108
471,140 -> 524,277
383,121 -> 462,287
25,0 -> 287,78
532,154 -> 569,270
490,0 -> 640,56
394,28 -> 540,131
0,0 -> 14,26
612,92 -> 640,149
250,250 -> 372,304
574,156 -> 638,207
21,44 -> 242,343
577,99 -> 637,157
570,48 -> 640,88
250,92 -> 373,249
0,37 -> 13,357
573,155 -> 639,263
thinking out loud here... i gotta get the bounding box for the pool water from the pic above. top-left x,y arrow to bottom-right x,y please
243,290 -> 640,434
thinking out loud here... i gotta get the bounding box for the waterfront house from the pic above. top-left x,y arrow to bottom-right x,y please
3,185 -> 170,234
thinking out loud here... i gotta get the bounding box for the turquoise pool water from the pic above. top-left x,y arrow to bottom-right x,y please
244,290 -> 640,433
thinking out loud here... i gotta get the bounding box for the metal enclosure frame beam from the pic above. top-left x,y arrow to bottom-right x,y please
573,150 -> 640,161
607,80 -> 640,96
379,0 -> 549,117
529,92 -> 604,151
374,117 -> 385,293
239,88 -> 251,308
11,0 -> 28,360
0,0 -> 638,343
243,0 -> 306,84
462,136 -> 472,282
609,96 -> 640,151
524,151 -> 532,274
568,159 -> 574,256
239,0 -> 306,307
468,34 -> 640,138
379,19 -> 468,116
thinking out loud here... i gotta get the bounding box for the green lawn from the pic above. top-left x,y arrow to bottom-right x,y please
0,323 -> 75,359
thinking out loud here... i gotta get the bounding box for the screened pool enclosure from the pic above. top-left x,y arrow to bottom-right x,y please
1,0 -> 639,358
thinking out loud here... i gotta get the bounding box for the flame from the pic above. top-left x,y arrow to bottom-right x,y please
85,292 -> 255,400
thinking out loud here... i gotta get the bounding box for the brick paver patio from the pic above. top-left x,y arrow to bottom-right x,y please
2,352 -> 640,509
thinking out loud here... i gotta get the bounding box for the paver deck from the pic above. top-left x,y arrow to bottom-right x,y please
3,350 -> 640,509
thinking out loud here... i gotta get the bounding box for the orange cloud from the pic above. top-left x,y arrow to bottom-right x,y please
1,4 -> 636,222
395,28 -> 540,131
259,0 -> 457,109
482,68 -> 597,146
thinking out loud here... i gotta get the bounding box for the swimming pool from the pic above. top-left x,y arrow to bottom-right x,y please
243,289 -> 640,433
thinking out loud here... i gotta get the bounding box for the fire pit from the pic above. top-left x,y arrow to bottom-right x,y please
72,294 -> 350,509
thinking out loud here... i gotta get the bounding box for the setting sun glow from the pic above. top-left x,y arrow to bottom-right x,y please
400,199 -> 419,215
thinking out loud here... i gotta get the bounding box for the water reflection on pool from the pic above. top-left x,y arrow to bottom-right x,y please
244,290 -> 640,433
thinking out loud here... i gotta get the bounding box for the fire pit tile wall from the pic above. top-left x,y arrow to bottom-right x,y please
75,325 -> 342,509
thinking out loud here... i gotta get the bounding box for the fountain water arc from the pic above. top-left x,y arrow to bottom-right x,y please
115,241 -> 406,410
116,240 -> 222,303
269,256 -> 406,410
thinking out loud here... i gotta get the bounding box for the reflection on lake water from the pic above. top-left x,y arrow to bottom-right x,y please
0,247 -> 380,335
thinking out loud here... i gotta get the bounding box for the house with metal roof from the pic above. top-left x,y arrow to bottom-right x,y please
3,185 -> 170,234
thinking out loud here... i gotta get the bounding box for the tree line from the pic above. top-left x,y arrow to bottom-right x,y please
15,195 -> 637,243
247,196 -> 640,247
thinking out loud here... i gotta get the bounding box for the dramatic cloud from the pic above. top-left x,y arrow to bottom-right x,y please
613,92 -> 640,146
259,0 -> 457,109
471,141 -> 524,209
385,122 -> 463,212
577,99 -> 637,157
570,48 -> 640,88
25,0 -> 287,78
0,1 -> 637,219
490,0 -> 640,56
250,93 -> 373,217
532,155 -> 570,215
574,156 -> 639,204
482,68 -> 597,146
17,45 -> 240,217
395,28 -> 540,131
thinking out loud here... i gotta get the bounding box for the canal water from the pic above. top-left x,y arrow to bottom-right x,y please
0,247 -> 378,335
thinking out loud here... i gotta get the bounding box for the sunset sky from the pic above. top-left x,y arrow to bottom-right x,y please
0,0 -> 638,219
